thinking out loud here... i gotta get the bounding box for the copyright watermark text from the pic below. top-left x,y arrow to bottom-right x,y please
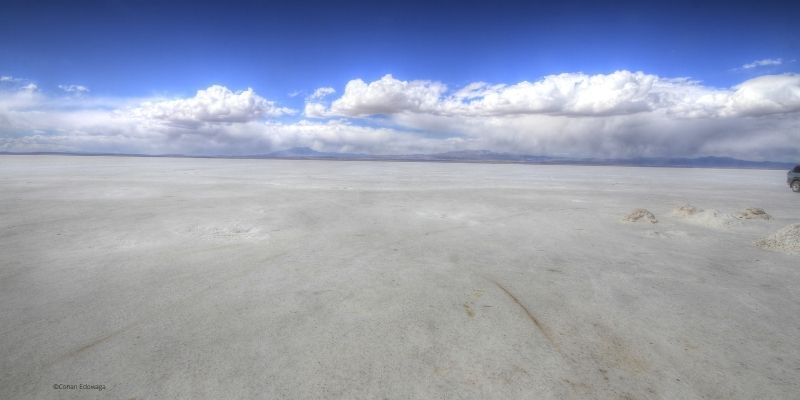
53,383 -> 107,391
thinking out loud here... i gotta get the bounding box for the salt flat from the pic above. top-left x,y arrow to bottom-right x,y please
1,155 -> 799,400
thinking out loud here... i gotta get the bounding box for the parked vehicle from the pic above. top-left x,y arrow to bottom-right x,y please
789,165 -> 800,192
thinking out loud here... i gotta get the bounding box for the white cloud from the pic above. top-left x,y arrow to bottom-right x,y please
309,72 -> 669,117
2,72 -> 800,161
0,85 -> 404,155
440,71 -> 664,116
58,84 -> 90,95
20,83 -> 38,93
725,74 -> 800,116
129,85 -> 296,127
303,87 -> 337,116
308,86 -> 335,100
742,58 -> 783,69
0,75 -> 38,93
304,102 -> 329,118
325,74 -> 447,116
309,71 -> 800,119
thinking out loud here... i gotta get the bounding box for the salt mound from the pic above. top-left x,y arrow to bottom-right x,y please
735,208 -> 772,220
623,208 -> 658,224
672,204 -> 702,217
755,224 -> 800,254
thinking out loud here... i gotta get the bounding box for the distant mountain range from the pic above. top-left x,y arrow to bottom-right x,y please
260,148 -> 797,170
1,148 -> 796,170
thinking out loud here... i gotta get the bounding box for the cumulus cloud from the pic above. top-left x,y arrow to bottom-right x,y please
301,71 -> 800,160
742,58 -> 783,69
129,85 -> 296,127
304,102 -> 329,118
58,84 -> 90,95
323,74 -> 447,116
308,72 -> 669,117
309,71 -> 800,120
2,72 -> 800,161
441,71 -> 665,116
725,74 -> 800,116
303,87 -> 337,116
0,84 -> 410,155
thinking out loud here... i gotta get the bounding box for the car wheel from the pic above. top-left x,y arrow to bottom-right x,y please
793,180 -> 800,192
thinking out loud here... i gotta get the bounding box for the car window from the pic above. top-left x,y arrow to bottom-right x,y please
794,166 -> 800,173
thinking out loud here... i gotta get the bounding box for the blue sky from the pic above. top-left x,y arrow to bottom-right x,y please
2,0 -> 797,100
1,0 -> 799,159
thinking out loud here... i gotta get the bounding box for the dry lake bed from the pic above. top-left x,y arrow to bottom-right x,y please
1,155 -> 799,399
